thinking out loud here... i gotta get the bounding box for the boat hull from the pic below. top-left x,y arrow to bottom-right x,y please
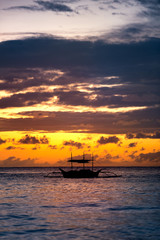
59,168 -> 101,178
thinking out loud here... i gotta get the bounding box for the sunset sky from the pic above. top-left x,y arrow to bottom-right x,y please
0,0 -> 160,167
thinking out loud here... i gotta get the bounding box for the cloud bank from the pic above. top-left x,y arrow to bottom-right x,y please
5,0 -> 73,13
0,156 -> 50,167
0,35 -> 159,134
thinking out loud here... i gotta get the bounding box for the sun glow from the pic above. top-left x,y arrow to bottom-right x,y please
0,131 -> 159,167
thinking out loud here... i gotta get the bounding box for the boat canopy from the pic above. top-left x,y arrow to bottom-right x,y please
68,159 -> 91,163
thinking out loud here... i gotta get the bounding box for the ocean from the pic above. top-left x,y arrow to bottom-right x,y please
0,167 -> 160,240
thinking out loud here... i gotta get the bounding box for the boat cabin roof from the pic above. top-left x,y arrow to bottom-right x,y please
68,159 -> 91,163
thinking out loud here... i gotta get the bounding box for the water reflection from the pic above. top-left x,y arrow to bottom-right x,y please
0,167 -> 160,239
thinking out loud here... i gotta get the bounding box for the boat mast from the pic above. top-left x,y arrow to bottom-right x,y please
71,152 -> 73,169
83,152 -> 85,169
92,153 -> 94,171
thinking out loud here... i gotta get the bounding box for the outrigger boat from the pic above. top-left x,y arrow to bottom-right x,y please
44,153 -> 122,178
59,153 -> 101,178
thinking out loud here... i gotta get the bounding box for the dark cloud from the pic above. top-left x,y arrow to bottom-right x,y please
140,147 -> 145,151
6,146 -> 16,150
0,156 -> 36,167
135,151 -> 160,164
18,134 -> 49,144
0,68 -> 159,111
0,37 -> 159,111
19,135 -> 40,144
6,5 -> 40,11
32,147 -> 37,150
0,82 -> 159,109
100,23 -> 160,43
97,0 -> 160,42
126,131 -> 160,139
112,12 -> 126,15
35,1 -> 73,12
128,150 -> 138,159
0,36 -> 159,87
0,92 -> 54,109
48,145 -> 57,149
40,135 -> 49,144
0,67 -> 159,110
128,153 -> 135,160
126,133 -> 134,139
32,146 -> 40,150
0,36 -> 159,133
128,142 -> 137,148
0,107 -> 159,134
5,1 -> 73,12
95,153 -> 121,166
0,36 -> 159,73
5,145 -> 24,150
19,111 -> 56,119
137,0 -> 160,17
0,156 -> 50,167
0,68 -> 61,92
0,138 -> 6,144
63,140 -> 84,149
7,0 -> 159,18
97,136 -> 120,144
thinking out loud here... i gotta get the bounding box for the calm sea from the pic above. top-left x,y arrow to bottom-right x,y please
0,167 -> 160,240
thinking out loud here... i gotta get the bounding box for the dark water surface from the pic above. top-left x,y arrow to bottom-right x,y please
0,167 -> 160,239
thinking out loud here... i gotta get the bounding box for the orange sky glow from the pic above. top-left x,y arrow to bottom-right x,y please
0,131 -> 160,167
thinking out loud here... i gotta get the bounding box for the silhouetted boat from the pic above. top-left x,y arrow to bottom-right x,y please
44,153 -> 122,178
59,153 -> 102,178
59,167 -> 101,178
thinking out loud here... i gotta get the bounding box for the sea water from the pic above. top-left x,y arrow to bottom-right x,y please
0,167 -> 160,240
